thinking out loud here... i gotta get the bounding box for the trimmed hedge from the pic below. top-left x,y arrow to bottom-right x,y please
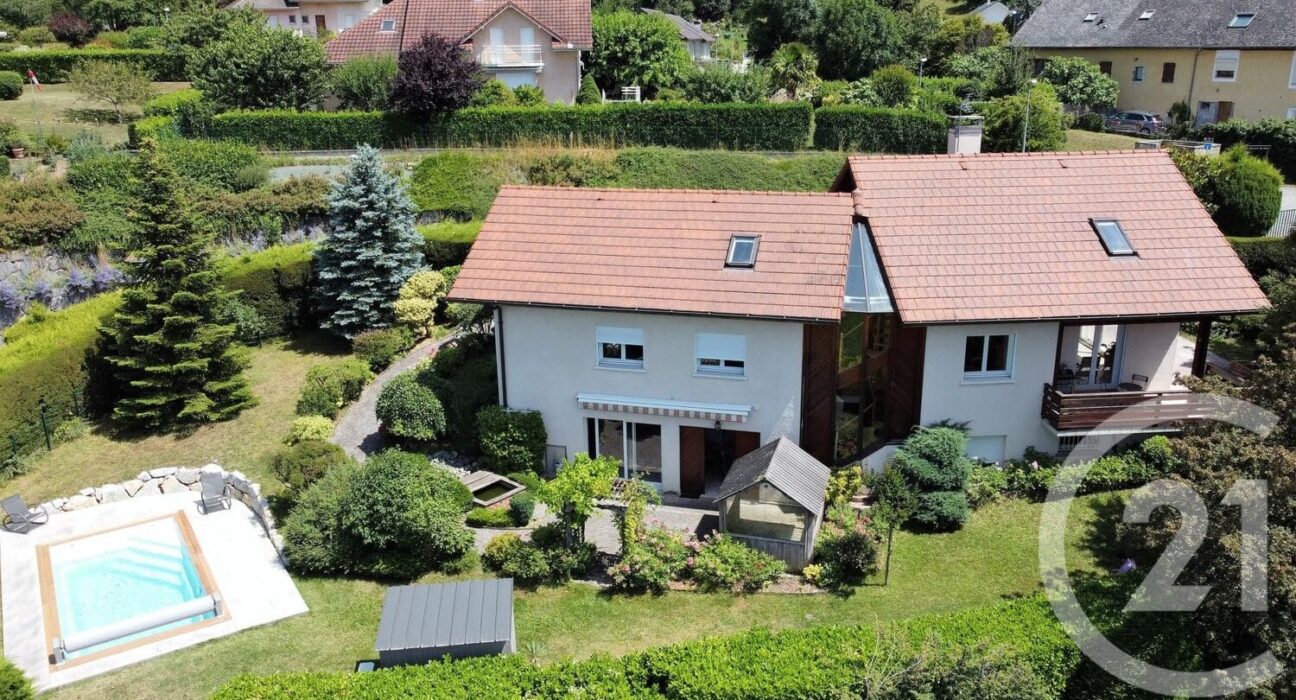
1198,118 -> 1296,182
0,71 -> 22,100
142,88 -> 204,117
213,595 -> 1079,699
201,102 -> 814,151
420,221 -> 481,268
128,115 -> 179,147
0,49 -> 183,83
1231,236 -> 1296,280
812,105 -> 947,153
217,243 -> 315,337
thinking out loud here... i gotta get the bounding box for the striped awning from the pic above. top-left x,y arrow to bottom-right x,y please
576,393 -> 751,423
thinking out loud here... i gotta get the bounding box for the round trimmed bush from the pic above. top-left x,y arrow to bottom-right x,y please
16,26 -> 54,46
0,71 -> 22,100
376,373 -> 447,442
0,656 -> 34,700
286,415 -> 335,445
892,426 -> 973,492
911,490 -> 971,531
1212,147 -> 1283,238
352,326 -> 414,371
509,490 -> 535,526
272,439 -> 351,491
483,533 -> 550,587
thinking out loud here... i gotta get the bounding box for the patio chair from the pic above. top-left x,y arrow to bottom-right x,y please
2,495 -> 49,534
198,472 -> 232,514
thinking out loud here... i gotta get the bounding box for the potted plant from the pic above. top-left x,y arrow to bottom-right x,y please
7,135 -> 27,159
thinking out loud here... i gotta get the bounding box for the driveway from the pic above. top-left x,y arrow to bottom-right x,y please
331,334 -> 458,460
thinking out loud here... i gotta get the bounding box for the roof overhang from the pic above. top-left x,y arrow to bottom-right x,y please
449,298 -> 842,325
577,393 -> 751,423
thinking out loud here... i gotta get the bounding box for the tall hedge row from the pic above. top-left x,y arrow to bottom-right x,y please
0,50 -> 184,83
1198,118 -> 1296,183
813,105 -> 948,153
1231,236 -> 1296,280
186,103 -> 948,154
213,596 -> 1080,699
218,243 -> 316,337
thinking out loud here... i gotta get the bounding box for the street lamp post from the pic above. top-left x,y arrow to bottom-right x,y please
918,57 -> 927,81
1021,78 -> 1038,153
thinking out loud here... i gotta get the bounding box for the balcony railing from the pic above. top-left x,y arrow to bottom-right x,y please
479,44 -> 543,68
1041,384 -> 1213,431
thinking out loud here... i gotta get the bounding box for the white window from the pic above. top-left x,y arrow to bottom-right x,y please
519,26 -> 534,46
1228,12 -> 1255,28
1289,51 -> 1296,88
696,333 -> 746,377
1213,50 -> 1239,82
725,235 -> 759,268
1138,10 -> 1154,20
379,18 -> 396,32
1132,65 -> 1146,83
596,327 -> 644,370
489,27 -> 503,45
588,418 -> 662,482
963,334 -> 1014,379
966,435 -> 1007,464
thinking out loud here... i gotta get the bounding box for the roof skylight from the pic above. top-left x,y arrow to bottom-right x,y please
1083,12 -> 1098,21
379,19 -> 397,32
1138,10 -> 1154,20
1229,12 -> 1255,28
725,235 -> 759,268
844,222 -> 895,313
1092,219 -> 1136,256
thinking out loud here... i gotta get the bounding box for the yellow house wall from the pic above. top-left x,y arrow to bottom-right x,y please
467,8 -> 582,104
1034,47 -> 1296,121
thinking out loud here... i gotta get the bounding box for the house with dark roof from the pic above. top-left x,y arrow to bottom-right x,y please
1014,0 -> 1296,125
448,150 -> 1266,493
324,0 -> 592,103
642,8 -> 715,62
228,0 -> 382,36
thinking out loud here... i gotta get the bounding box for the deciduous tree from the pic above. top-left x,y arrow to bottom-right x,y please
388,34 -> 484,115
586,10 -> 692,94
189,23 -> 327,110
814,0 -> 900,81
741,0 -> 817,61
67,61 -> 156,123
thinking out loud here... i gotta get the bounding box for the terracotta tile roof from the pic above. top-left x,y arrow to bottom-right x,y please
325,0 -> 592,63
842,150 -> 1270,325
449,186 -> 856,322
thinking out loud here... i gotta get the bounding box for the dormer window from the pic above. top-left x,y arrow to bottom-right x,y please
379,19 -> 397,32
1092,219 -> 1136,256
1229,12 -> 1255,28
725,235 -> 759,268
1138,10 -> 1154,20
1083,12 -> 1098,21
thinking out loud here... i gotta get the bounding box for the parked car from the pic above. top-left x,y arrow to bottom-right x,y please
1105,111 -> 1164,135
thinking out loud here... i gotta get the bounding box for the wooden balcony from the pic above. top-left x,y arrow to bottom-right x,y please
1041,384 -> 1214,431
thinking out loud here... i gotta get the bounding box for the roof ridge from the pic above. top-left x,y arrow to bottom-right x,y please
499,184 -> 853,197
847,149 -> 1157,161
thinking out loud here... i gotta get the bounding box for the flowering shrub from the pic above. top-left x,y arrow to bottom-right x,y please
608,525 -> 689,594
689,534 -> 785,593
967,438 -> 1178,505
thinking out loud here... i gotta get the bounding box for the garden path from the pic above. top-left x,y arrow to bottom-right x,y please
331,334 -> 458,460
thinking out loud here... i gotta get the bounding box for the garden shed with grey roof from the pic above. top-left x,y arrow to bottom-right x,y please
375,579 -> 516,666
716,438 -> 830,571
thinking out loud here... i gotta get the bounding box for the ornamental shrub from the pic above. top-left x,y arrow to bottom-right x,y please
512,84 -> 545,107
469,78 -> 517,107
189,23 -> 327,110
158,138 -> 264,192
417,333 -> 498,452
285,415 -> 334,445
48,11 -> 94,46
389,34 -> 484,115
271,439 -> 350,491
1211,146 -> 1282,238
0,657 -> 33,700
467,506 -> 516,528
329,54 -> 396,111
352,325 -> 415,371
393,269 -> 448,338
683,62 -> 769,103
910,490 -> 971,531
869,64 -> 916,107
0,71 -> 21,100
376,372 -> 447,442
813,505 -> 881,588
16,26 -> 54,46
576,73 -> 601,104
476,406 -> 547,474
689,534 -> 786,593
295,358 -> 373,418
610,543 -> 678,594
483,533 -> 550,587
509,490 -> 535,526
893,425 -> 973,531
984,82 -> 1067,152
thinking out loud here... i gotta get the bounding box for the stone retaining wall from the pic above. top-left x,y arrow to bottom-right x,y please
41,464 -> 285,556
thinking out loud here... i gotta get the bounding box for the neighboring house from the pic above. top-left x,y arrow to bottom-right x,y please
448,151 -> 1266,496
324,0 -> 592,103
1014,0 -> 1296,125
228,0 -> 383,35
972,1 -> 1013,26
643,8 -> 715,62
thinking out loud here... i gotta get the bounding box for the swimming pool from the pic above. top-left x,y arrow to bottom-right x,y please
39,514 -> 223,664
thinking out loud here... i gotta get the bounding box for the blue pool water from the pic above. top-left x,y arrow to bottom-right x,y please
50,519 -> 214,658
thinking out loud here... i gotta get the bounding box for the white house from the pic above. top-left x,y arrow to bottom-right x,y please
228,0 -> 383,35
449,151 -> 1267,496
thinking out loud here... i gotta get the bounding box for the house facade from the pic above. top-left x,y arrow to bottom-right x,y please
642,8 -> 715,62
228,0 -> 382,35
449,152 -> 1267,496
323,0 -> 591,103
1014,0 -> 1296,124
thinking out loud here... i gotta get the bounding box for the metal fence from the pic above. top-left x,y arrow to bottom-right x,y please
2,385 -> 88,474
1269,209 -> 1296,238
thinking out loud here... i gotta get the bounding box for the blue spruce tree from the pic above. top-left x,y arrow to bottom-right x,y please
314,145 -> 425,338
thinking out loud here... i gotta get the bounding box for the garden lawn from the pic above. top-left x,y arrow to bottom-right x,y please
8,334 -> 348,504
1064,129 -> 1142,151
0,82 -> 190,145
41,494 -> 1116,699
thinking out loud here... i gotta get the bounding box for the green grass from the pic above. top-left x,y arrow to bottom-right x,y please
8,334 -> 348,504
419,220 -> 483,244
0,82 -> 190,145
1064,129 -> 1142,151
40,493 -> 1116,699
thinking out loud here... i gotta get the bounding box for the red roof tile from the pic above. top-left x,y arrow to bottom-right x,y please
842,150 -> 1269,324
449,187 -> 856,322
326,0 -> 592,63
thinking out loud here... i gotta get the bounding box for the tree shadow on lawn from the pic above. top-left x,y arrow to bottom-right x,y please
63,107 -> 133,125
281,330 -> 351,357
1077,491 -> 1132,571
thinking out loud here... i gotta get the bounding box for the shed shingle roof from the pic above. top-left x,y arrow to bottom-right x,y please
716,438 -> 830,518
448,186 -> 856,322
375,580 -> 513,652
841,151 -> 1269,325
642,8 -> 715,42
325,0 -> 592,63
1014,0 -> 1296,49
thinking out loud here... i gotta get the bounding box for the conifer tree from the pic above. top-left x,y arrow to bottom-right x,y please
314,145 -> 424,338
98,140 -> 255,430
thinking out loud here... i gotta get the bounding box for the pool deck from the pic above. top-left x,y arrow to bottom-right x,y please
0,493 -> 309,690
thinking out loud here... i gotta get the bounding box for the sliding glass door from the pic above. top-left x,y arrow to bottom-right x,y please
587,418 -> 662,482
1059,324 -> 1126,390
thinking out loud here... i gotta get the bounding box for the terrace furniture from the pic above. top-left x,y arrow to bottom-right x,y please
1,495 -> 49,534
1119,374 -> 1150,392
198,473 -> 231,514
